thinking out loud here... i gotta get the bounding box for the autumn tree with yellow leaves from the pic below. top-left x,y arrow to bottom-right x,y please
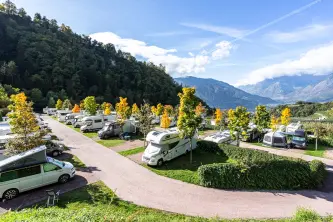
151,106 -> 157,116
5,92 -> 47,155
227,106 -> 250,146
132,103 -> 140,116
270,115 -> 280,131
161,110 -> 171,129
280,107 -> 291,125
195,102 -> 205,116
72,104 -> 80,113
214,108 -> 223,130
164,105 -> 174,116
55,99 -> 63,110
116,97 -> 130,123
156,103 -> 164,117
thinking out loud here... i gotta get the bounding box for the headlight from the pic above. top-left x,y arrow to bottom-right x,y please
302,143 -> 306,146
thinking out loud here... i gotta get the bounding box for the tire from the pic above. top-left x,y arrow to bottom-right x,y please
3,188 -> 19,200
58,174 -> 70,184
52,150 -> 60,157
185,150 -> 189,155
157,159 -> 164,167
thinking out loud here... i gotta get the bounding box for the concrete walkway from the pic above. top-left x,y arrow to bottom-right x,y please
43,116 -> 333,219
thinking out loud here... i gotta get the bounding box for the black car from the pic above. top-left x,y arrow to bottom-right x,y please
291,130 -> 307,149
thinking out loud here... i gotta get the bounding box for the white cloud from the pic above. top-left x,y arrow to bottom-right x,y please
211,41 -> 233,60
265,24 -> 333,43
90,32 -> 231,74
200,50 -> 208,55
237,42 -> 333,85
181,22 -> 247,39
188,52 -> 194,57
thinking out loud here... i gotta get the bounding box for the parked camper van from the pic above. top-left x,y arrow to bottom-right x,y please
142,128 -> 198,166
263,132 -> 288,148
204,130 -> 232,144
56,110 -> 72,122
47,108 -> 57,116
0,146 -> 75,200
80,115 -> 117,132
286,122 -> 303,133
73,115 -> 86,128
98,120 -> 137,139
64,113 -> 80,125
290,129 -> 307,149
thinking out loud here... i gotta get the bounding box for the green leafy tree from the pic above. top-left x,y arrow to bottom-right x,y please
84,96 -> 97,115
5,92 -> 47,155
3,0 -> 17,14
177,87 -> 202,163
62,99 -> 72,110
48,97 -> 55,108
228,106 -> 250,146
137,102 -> 154,147
55,99 -> 63,110
253,105 -> 270,133
0,85 -> 11,109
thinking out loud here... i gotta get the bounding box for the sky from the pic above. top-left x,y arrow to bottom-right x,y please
9,0 -> 333,86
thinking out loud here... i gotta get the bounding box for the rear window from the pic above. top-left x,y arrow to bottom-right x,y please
94,119 -> 102,123
0,170 -> 18,182
18,165 -> 41,178
273,137 -> 284,144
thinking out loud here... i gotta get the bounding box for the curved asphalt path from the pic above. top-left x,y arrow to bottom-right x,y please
45,117 -> 333,219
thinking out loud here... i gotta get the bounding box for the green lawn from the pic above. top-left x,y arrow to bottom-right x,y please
305,143 -> 326,158
63,155 -> 86,168
119,146 -> 145,156
97,139 -> 124,148
145,149 -> 231,185
1,181 -> 328,222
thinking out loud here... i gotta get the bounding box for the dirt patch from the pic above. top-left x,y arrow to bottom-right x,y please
112,140 -> 144,152
127,152 -> 144,164
324,148 -> 333,159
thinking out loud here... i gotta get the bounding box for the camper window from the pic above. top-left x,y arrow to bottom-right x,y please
0,170 -> 18,182
18,165 -> 41,178
293,136 -> 305,142
264,135 -> 271,142
168,141 -> 179,150
273,137 -> 283,144
43,163 -> 61,172
94,119 -> 102,123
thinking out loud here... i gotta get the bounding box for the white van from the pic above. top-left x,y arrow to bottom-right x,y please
47,108 -> 57,116
142,128 -> 198,166
64,113 -> 80,125
80,115 -> 117,132
56,110 -> 72,122
73,115 -> 86,128
0,146 -> 75,200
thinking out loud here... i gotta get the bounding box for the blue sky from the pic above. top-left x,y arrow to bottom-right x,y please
10,0 -> 333,85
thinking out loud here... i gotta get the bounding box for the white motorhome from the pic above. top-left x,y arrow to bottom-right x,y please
47,108 -> 57,116
80,115 -> 117,132
0,146 -> 75,200
0,123 -> 10,136
286,122 -> 303,133
64,113 -> 80,125
73,115 -> 86,128
56,110 -> 72,122
263,132 -> 288,148
203,130 -> 232,144
142,128 -> 198,166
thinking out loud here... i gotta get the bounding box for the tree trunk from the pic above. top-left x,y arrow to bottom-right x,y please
143,132 -> 146,147
316,136 -> 318,151
190,137 -> 193,164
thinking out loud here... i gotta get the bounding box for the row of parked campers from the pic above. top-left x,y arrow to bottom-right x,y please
0,146 -> 75,200
263,130 -> 307,149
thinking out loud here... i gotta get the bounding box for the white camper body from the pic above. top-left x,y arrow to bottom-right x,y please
142,128 -> 198,166
73,115 -> 86,128
0,146 -> 75,200
64,113 -> 80,125
203,130 -> 232,144
0,123 -> 11,136
286,122 -> 303,133
47,108 -> 57,116
56,110 -> 72,122
263,132 -> 288,148
80,115 -> 117,132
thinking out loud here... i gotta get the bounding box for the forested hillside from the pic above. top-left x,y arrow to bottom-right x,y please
0,1 -> 183,110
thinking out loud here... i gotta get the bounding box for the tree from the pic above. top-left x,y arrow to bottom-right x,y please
227,106 -> 250,146
156,103 -> 164,117
132,103 -> 139,116
164,105 -> 173,116
281,107 -> 291,125
195,102 -> 205,116
72,104 -> 80,113
62,99 -> 72,110
55,99 -> 63,110
17,8 -> 26,17
48,97 -> 55,108
3,0 -> 17,14
151,106 -> 157,116
214,108 -> 223,130
311,122 -> 326,151
80,100 -> 85,110
0,85 -> 11,109
0,3 -> 5,12
270,115 -> 280,131
84,96 -> 97,115
104,106 -> 111,115
177,87 -> 202,163
115,97 -> 130,123
253,105 -> 270,133
5,92 -> 46,155
161,110 -> 171,129
137,102 -> 154,147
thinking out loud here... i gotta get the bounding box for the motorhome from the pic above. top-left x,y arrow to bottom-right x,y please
142,128 -> 198,166
151,116 -> 160,124
80,115 -> 117,132
98,120 -> 137,139
47,108 -> 57,116
203,130 -> 232,144
64,113 -> 80,125
0,146 -> 75,200
43,107 -> 48,114
56,110 -> 72,122
263,132 -> 288,148
290,129 -> 307,149
286,122 -> 303,133
0,123 -> 10,136
73,115 -> 86,128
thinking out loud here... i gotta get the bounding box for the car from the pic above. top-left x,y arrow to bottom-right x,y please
45,140 -> 65,157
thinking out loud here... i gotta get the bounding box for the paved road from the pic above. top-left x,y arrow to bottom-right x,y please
45,116 -> 333,219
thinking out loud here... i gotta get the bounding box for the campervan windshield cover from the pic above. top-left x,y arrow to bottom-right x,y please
0,146 -> 47,172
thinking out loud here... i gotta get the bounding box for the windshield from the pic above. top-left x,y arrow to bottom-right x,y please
292,136 -> 306,142
47,156 -> 65,167
102,125 -> 110,131
146,143 -> 162,155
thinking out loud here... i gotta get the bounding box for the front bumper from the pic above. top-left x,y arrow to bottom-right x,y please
142,156 -> 157,165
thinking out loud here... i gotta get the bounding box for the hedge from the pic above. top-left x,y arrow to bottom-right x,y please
197,140 -> 222,154
196,141 -> 327,190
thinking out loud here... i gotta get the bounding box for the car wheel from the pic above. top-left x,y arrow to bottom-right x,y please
157,159 -> 164,167
52,150 -> 60,157
3,188 -> 19,200
58,174 -> 70,184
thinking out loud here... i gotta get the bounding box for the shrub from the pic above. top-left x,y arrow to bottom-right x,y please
309,160 -> 327,187
197,140 -> 222,154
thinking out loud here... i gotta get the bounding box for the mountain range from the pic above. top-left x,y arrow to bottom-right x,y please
239,74 -> 333,103
175,76 -> 276,110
